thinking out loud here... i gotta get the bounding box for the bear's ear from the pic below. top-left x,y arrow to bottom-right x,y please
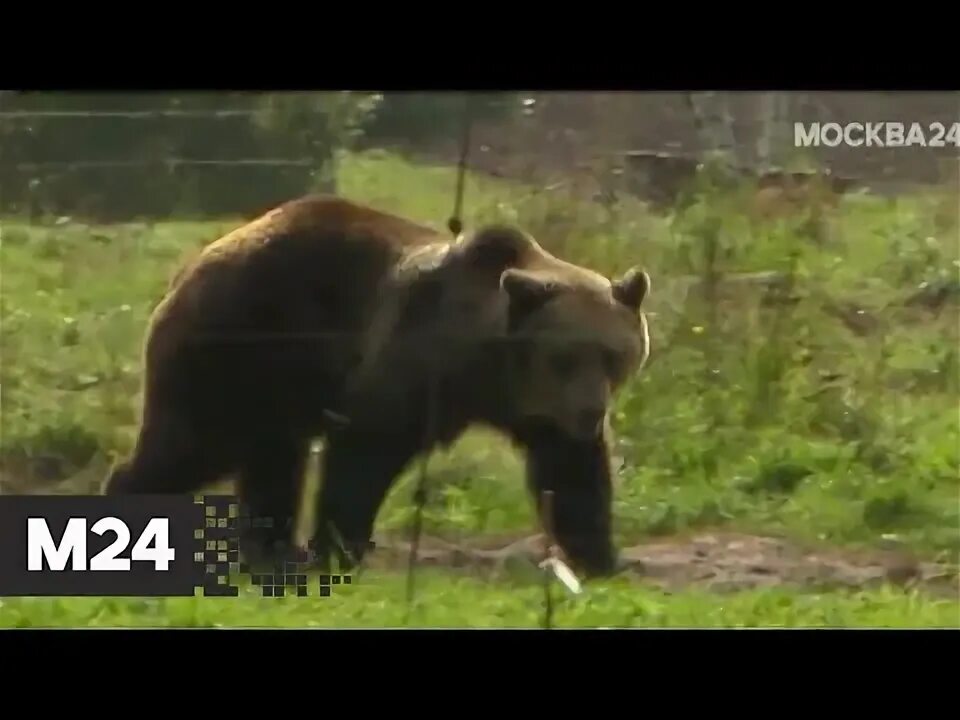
501,269 -> 561,328
612,267 -> 650,312
460,225 -> 534,276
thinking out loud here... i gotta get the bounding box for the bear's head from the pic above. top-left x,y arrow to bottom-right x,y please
498,257 -> 651,443
438,223 -> 650,439
359,223 -> 651,447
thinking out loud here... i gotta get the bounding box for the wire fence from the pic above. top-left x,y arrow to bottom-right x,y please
3,93 -> 957,224
11,159 -> 314,170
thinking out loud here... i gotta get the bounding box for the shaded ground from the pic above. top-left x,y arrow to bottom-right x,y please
364,530 -> 960,599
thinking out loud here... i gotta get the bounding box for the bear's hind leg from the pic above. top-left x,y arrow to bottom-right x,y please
104,416 -> 229,496
235,433 -> 311,571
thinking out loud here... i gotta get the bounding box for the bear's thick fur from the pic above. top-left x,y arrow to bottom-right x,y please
105,194 -> 651,577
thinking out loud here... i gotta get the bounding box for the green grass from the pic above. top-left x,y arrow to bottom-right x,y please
1,149 -> 958,628
2,571 -> 956,628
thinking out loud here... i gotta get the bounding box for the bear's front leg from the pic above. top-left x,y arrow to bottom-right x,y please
311,432 -> 418,572
522,426 -> 618,578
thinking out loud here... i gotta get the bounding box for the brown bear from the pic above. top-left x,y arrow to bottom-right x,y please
104,194 -> 652,578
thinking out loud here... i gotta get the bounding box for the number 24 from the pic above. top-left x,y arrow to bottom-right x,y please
90,518 -> 176,571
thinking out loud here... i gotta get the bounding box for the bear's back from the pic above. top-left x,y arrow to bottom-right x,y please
200,194 -> 446,264
165,195 -> 447,317
148,196 -> 450,370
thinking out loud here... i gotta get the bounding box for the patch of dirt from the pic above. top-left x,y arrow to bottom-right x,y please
364,531 -> 960,599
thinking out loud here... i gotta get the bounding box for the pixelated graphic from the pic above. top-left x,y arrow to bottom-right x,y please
246,561 -> 311,598
0,494 -> 351,598
318,573 -> 353,598
192,495 -> 241,597
195,495 -> 352,598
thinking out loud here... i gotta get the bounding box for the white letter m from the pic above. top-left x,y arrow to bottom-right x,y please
27,518 -> 87,571
794,122 -> 820,147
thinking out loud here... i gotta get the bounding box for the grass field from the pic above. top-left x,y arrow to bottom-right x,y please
1,150 -> 958,628
3,572 -> 957,628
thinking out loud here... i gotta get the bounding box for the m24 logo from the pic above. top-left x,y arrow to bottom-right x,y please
27,517 -> 176,571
